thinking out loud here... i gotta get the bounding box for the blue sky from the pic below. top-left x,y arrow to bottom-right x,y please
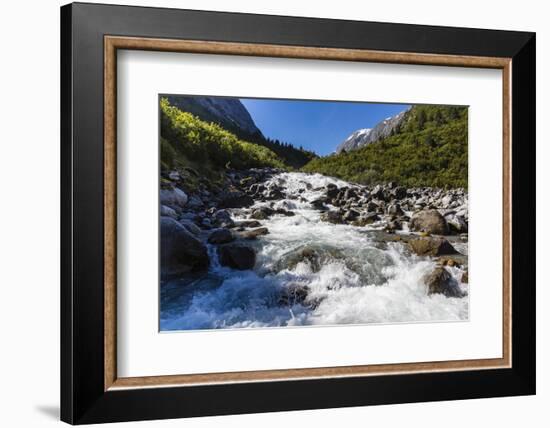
241,98 -> 410,156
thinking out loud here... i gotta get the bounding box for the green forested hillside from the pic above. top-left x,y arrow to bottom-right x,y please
160,98 -> 286,174
165,96 -> 316,168
302,105 -> 468,188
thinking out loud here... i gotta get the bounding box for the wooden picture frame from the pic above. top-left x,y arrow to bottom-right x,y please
61,2 -> 535,424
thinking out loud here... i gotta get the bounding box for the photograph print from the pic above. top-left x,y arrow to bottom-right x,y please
159,94 -> 469,332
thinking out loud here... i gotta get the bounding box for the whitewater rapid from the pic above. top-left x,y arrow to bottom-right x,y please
160,172 -> 469,331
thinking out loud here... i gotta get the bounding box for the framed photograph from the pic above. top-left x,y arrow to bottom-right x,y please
61,2 -> 535,424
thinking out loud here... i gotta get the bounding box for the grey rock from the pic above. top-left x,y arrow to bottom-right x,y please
208,228 -> 235,244
409,237 -> 458,257
218,244 -> 256,270
212,209 -> 235,228
160,187 -> 188,211
160,216 -> 209,279
218,191 -> 254,208
423,267 -> 465,297
320,210 -> 345,224
160,204 -> 178,219
179,219 -> 201,236
446,214 -> 468,234
235,227 -> 269,240
250,206 -> 275,220
234,220 -> 262,228
410,209 -> 449,235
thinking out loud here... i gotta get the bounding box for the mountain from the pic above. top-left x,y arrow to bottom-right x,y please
165,95 -> 316,169
336,109 -> 409,153
302,105 -> 468,188
337,128 -> 372,153
165,95 -> 263,141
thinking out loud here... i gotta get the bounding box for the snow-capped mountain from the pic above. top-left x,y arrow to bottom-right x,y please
336,128 -> 373,153
335,109 -> 409,154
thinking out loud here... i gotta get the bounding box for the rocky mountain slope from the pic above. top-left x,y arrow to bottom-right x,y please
165,95 -> 263,139
336,108 -> 409,153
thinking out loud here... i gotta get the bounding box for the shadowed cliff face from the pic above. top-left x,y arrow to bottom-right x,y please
166,95 -> 264,138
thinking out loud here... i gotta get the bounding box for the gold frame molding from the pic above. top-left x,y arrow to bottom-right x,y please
104,36 -> 512,391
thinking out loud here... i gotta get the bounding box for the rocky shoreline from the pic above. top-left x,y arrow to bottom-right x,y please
160,167 -> 468,303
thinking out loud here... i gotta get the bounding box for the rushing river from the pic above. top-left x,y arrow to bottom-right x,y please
160,172 -> 469,331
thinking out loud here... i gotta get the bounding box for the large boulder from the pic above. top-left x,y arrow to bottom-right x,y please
218,244 -> 256,270
274,244 -> 345,273
160,216 -> 209,279
160,187 -> 188,212
218,191 -> 254,208
423,267 -> 464,297
409,237 -> 458,257
207,228 -> 235,244
179,219 -> 201,236
160,204 -> 178,219
410,209 -> 449,235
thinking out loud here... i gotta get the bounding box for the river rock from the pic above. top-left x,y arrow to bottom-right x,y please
179,219 -> 201,236
311,197 -> 329,210
371,185 -> 386,200
207,228 -> 235,244
410,209 -> 449,235
234,220 -> 262,228
365,201 -> 380,213
409,237 -> 458,257
386,203 -> 404,216
275,244 -> 345,273
278,283 -> 315,307
250,206 -> 275,220
274,208 -> 295,217
218,244 -> 256,270
342,209 -> 360,222
212,209 -> 235,228
392,186 -> 407,200
385,219 -> 402,232
160,187 -> 188,212
437,256 -> 462,267
186,195 -> 204,210
235,227 -> 269,240
218,191 -> 254,208
160,204 -> 178,219
423,267 -> 464,297
325,184 -> 339,199
320,210 -> 345,224
160,216 -> 209,279
446,214 -> 468,234
352,213 -> 380,226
